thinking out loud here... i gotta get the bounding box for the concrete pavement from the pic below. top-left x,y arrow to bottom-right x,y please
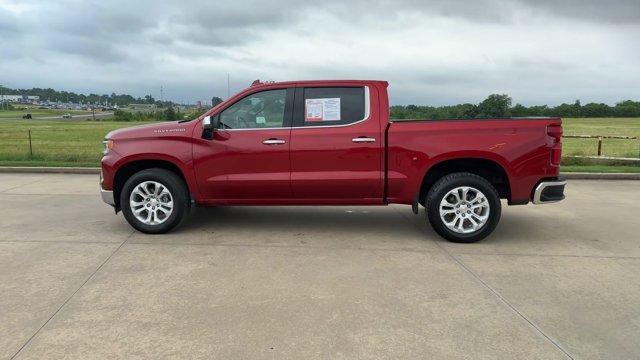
1,174 -> 639,359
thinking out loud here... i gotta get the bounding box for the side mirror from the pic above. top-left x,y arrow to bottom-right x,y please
202,115 -> 219,130
202,115 -> 220,140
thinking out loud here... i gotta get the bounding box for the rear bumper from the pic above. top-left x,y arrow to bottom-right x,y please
532,177 -> 566,204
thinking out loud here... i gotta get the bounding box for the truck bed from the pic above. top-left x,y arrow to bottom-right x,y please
385,117 -> 562,204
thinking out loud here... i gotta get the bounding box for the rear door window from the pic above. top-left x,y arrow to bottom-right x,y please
294,87 -> 366,127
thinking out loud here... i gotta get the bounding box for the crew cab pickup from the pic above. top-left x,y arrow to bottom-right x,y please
100,80 -> 566,242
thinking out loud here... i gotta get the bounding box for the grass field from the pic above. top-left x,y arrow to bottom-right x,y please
561,165 -> 640,173
0,119 -> 156,166
562,118 -> 640,158
0,116 -> 638,172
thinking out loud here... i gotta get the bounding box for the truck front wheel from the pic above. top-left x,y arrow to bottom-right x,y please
120,168 -> 189,234
425,172 -> 501,243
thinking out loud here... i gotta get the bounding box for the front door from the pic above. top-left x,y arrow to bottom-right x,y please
289,86 -> 383,202
193,88 -> 294,202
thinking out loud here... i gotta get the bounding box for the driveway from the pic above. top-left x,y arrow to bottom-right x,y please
1,173 -> 639,359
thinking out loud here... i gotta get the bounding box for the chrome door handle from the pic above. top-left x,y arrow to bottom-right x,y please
263,139 -> 286,145
352,137 -> 376,143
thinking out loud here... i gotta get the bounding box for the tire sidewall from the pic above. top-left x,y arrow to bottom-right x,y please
120,169 -> 188,234
427,173 -> 501,243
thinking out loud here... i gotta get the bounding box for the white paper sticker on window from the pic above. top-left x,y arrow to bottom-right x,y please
305,98 -> 341,122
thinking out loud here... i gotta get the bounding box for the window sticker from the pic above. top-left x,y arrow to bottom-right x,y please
255,116 -> 266,124
305,98 -> 341,122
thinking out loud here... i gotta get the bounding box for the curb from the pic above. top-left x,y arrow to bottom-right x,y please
0,167 -> 100,174
1,167 -> 639,179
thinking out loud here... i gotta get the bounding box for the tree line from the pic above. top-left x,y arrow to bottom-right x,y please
0,85 -> 173,107
391,95 -> 640,119
3,85 -> 639,118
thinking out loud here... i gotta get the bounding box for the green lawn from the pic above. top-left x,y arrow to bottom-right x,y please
562,165 -> 640,173
0,119 -> 157,166
562,118 -> 640,158
0,116 -> 638,171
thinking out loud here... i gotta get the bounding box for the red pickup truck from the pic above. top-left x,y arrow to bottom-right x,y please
100,80 -> 566,243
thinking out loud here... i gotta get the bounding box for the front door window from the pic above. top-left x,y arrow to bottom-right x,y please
219,89 -> 287,129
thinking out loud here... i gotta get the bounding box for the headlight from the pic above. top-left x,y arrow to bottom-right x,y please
102,139 -> 113,155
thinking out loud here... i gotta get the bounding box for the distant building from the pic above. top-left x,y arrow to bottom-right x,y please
0,95 -> 40,103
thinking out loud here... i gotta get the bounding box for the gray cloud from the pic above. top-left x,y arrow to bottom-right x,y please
0,0 -> 638,105
522,0 -> 640,23
0,7 -> 20,35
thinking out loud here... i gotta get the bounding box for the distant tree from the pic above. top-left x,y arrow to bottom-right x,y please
478,94 -> 512,117
155,100 -> 175,108
1,102 -> 15,110
510,103 -> 529,117
455,103 -> 479,118
164,107 -> 178,121
212,96 -> 223,107
113,109 -> 133,121
581,103 -> 612,117
553,100 -> 582,118
527,105 -> 552,117
614,100 -> 640,117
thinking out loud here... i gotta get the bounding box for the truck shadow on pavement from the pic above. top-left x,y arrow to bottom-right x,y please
134,205 -> 556,249
186,205 -> 418,234
128,205 -> 444,248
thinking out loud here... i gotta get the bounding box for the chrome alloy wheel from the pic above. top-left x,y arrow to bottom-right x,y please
129,181 -> 173,225
439,186 -> 490,234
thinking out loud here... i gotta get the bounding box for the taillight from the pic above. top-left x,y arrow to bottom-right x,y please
550,147 -> 562,166
547,124 -> 562,166
547,124 -> 563,143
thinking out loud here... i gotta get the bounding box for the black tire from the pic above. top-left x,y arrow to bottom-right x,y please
425,172 -> 501,243
120,168 -> 190,234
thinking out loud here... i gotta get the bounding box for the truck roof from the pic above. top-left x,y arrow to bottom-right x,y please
249,79 -> 389,88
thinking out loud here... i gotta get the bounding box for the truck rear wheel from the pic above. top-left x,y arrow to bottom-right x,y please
425,172 -> 501,243
120,168 -> 189,234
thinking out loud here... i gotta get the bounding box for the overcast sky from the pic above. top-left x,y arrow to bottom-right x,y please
1,0 -> 638,105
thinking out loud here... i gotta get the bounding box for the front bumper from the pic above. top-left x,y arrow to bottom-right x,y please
101,187 -> 115,206
532,177 -> 567,204
100,169 -> 115,206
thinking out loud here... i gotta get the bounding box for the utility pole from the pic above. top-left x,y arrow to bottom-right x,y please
0,84 -> 4,110
160,85 -> 164,103
227,73 -> 230,99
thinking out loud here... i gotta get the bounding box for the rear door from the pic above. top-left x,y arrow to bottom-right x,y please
193,87 -> 294,201
289,86 -> 383,201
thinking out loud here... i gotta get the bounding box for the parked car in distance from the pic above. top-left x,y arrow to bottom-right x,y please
22,113 -> 32,119
62,113 -> 72,118
100,80 -> 566,243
